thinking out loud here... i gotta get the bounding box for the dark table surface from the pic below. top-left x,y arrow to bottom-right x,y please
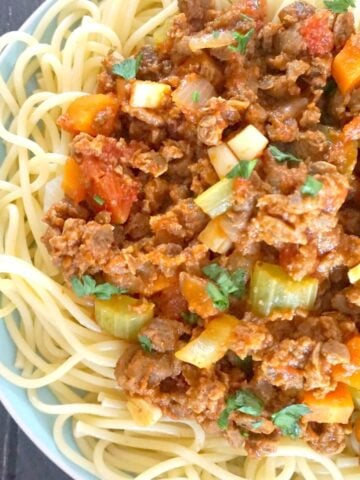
0,1 -> 71,479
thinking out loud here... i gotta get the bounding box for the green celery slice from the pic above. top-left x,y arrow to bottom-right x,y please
95,295 -> 154,341
249,262 -> 318,317
195,178 -> 234,218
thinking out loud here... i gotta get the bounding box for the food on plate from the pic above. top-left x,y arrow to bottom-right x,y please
2,0 -> 360,478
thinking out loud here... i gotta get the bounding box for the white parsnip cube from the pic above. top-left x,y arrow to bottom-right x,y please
130,80 -> 171,109
127,397 -> 162,427
208,143 -> 239,179
227,125 -> 268,160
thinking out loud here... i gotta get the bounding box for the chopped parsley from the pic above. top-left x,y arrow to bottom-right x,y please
268,145 -> 301,163
300,175 -> 323,196
191,90 -> 201,103
226,159 -> 258,179
271,404 -> 310,438
229,29 -> 254,54
203,263 -> 247,302
112,54 -> 142,80
138,335 -> 153,353
71,275 -> 125,300
206,282 -> 229,311
324,0 -> 355,13
93,194 -> 105,206
212,30 -> 221,39
218,389 -> 264,430
181,311 -> 201,326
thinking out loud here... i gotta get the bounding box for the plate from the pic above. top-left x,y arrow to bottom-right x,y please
0,1 -> 97,478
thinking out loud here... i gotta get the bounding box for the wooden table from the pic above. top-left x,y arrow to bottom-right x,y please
0,2 -> 71,479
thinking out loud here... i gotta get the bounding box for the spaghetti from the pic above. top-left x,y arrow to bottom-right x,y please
1,0 -> 360,479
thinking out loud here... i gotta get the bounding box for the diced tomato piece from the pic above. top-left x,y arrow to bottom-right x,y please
79,157 -> 139,224
91,171 -> 139,224
300,11 -> 334,57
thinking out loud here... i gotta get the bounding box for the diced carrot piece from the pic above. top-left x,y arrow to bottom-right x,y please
333,336 -> 360,388
179,272 -> 219,318
57,94 -> 118,136
62,157 -> 86,204
303,383 -> 354,424
332,34 -> 360,95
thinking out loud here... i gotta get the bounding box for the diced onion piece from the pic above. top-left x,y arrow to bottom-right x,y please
172,74 -> 216,112
95,295 -> 154,341
189,31 -> 234,52
43,176 -> 63,212
127,397 -> 162,427
175,314 -> 239,368
195,178 -> 234,218
227,125 -> 269,160
179,272 -> 219,318
198,216 -> 232,254
130,80 -> 171,109
348,264 -> 360,284
208,143 -> 239,179
249,262 -> 318,317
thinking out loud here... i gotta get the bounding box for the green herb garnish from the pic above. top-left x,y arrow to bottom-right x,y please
324,0 -> 355,13
181,311 -> 201,325
218,390 -> 264,430
203,264 -> 247,300
138,335 -> 153,353
300,175 -> 323,196
192,90 -> 201,103
93,194 -> 105,206
268,145 -> 301,163
271,404 -> 310,438
71,275 -> 125,300
206,283 -> 229,311
212,30 -> 221,39
112,54 -> 142,80
226,159 -> 258,179
229,29 -> 254,54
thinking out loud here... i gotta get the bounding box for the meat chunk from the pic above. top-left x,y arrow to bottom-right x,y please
42,204 -> 115,279
305,423 -> 347,455
333,12 -> 354,51
139,317 -> 190,353
278,1 -> 315,26
178,0 -> 213,30
150,199 -> 208,244
258,337 -> 315,390
116,347 -> 182,397
231,321 -> 273,360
